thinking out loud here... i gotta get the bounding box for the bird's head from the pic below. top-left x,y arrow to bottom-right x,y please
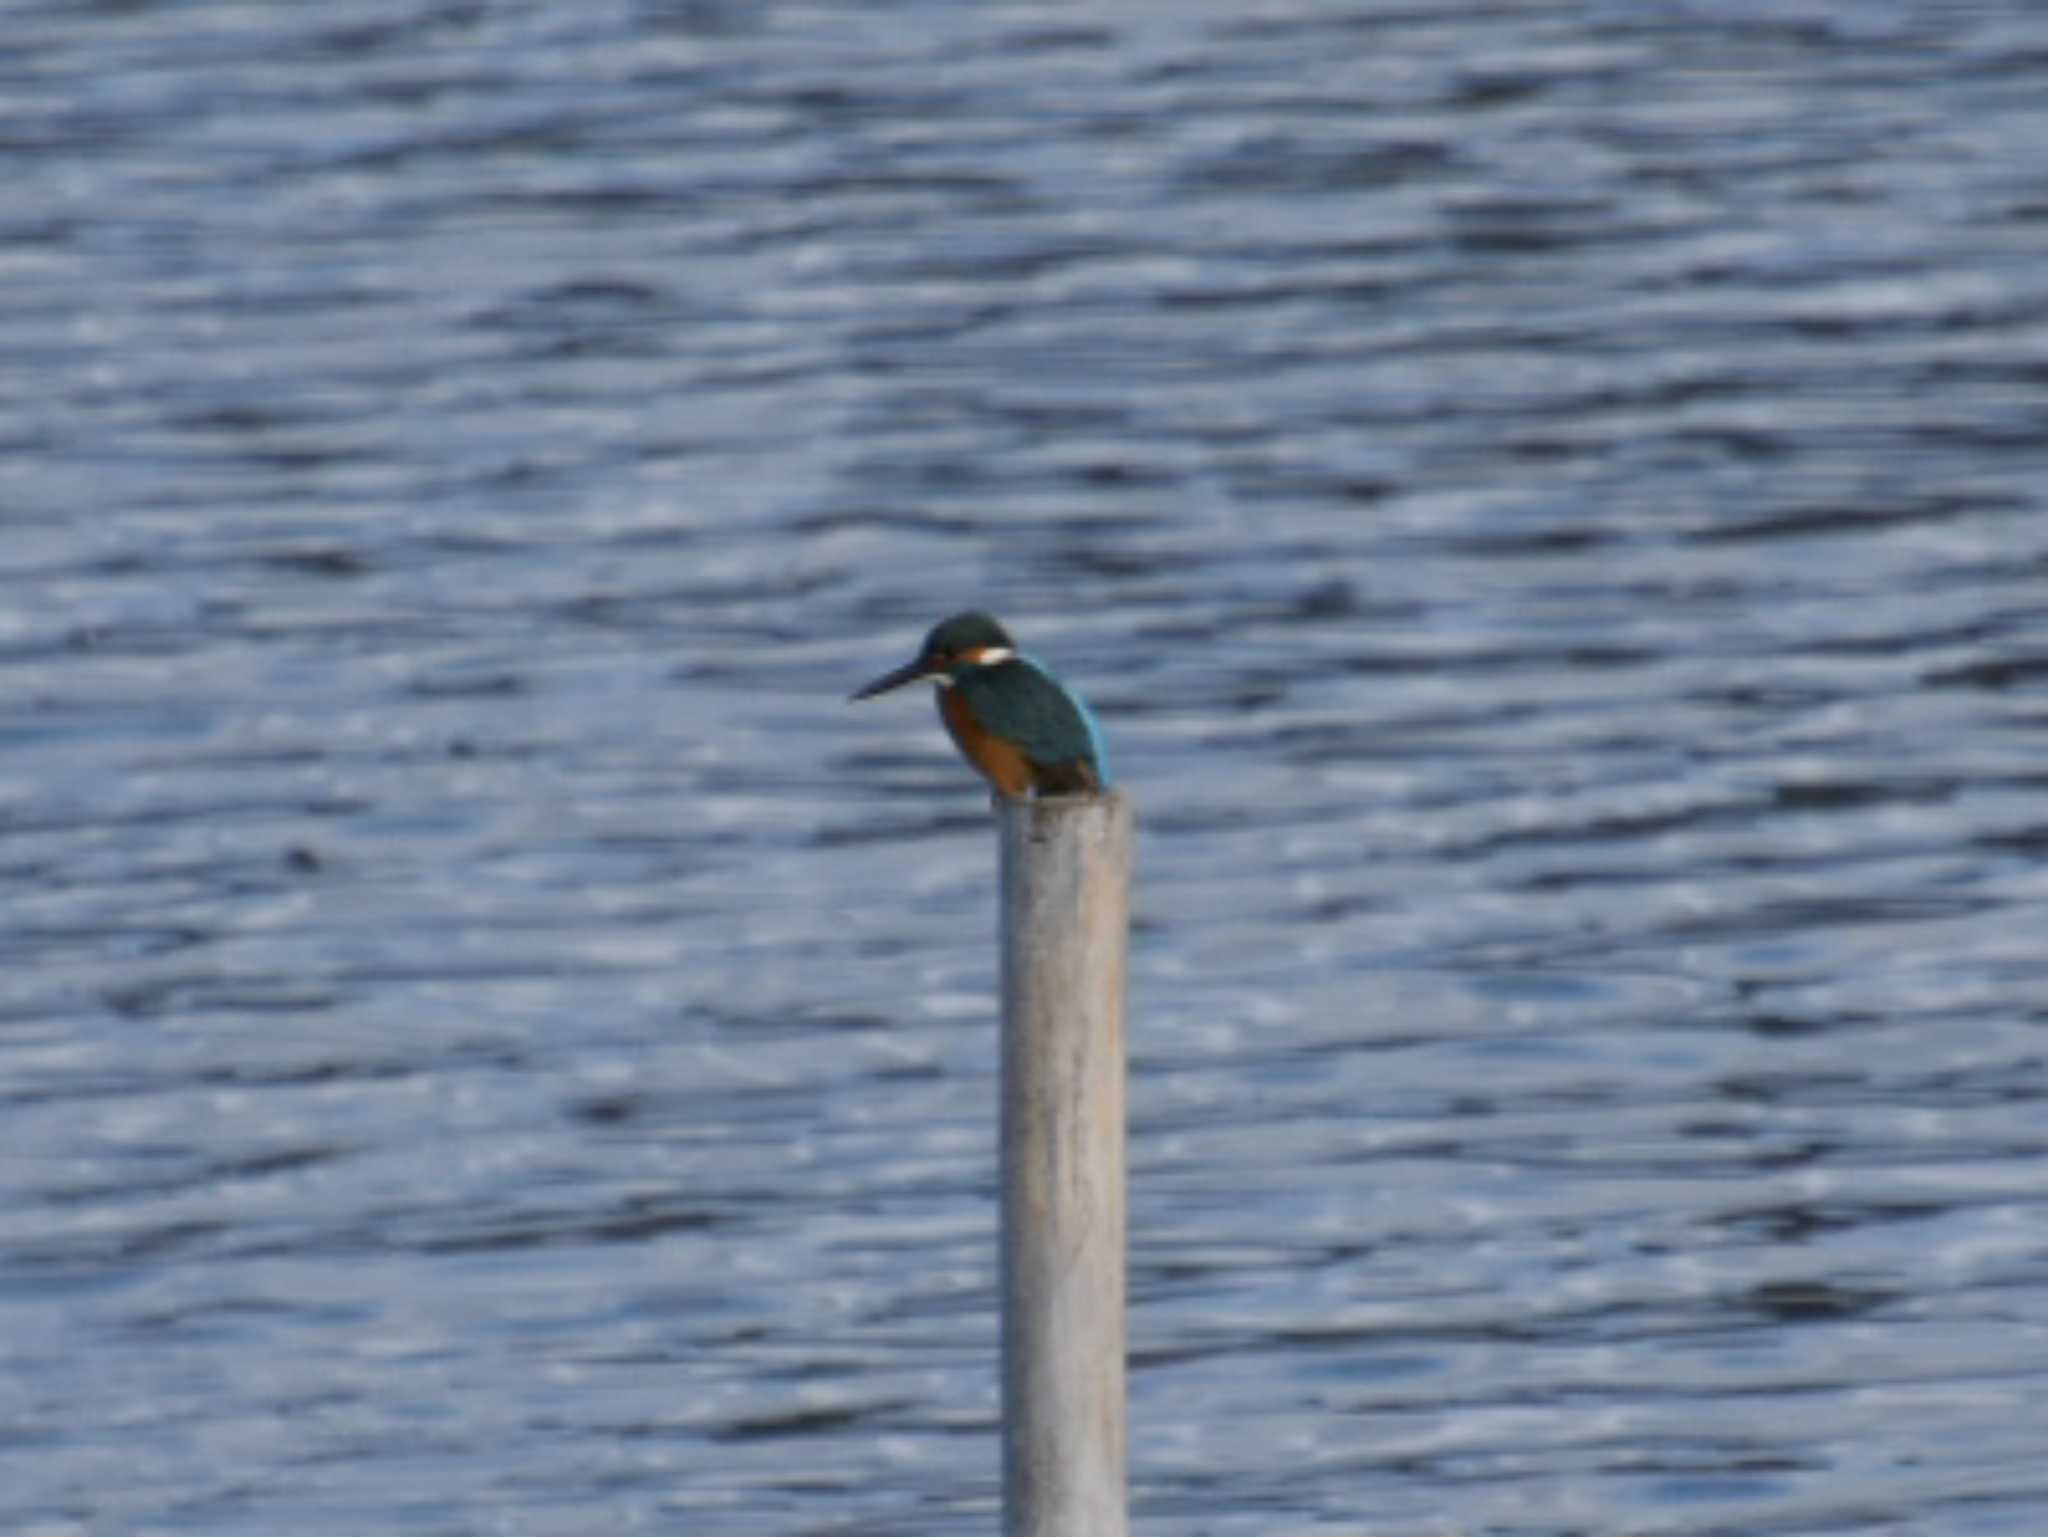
851,611 -> 1016,698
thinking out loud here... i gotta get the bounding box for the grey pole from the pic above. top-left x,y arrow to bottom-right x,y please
997,788 -> 1132,1537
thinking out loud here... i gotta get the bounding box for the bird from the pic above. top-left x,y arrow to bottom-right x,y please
850,611 -> 1110,798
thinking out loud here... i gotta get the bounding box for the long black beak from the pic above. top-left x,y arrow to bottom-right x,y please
850,655 -> 934,701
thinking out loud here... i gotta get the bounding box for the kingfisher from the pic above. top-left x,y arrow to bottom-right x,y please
851,611 -> 1110,798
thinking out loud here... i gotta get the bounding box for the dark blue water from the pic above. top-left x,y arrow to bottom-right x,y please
4,2 -> 2047,1532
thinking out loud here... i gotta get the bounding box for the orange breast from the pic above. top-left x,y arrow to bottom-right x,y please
939,688 -> 1036,797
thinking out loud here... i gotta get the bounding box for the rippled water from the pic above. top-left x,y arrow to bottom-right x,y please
5,2 -> 2048,1533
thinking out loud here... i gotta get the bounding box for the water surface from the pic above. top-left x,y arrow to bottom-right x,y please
4,2 -> 2048,1533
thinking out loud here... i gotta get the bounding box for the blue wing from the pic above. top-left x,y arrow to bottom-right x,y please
961,655 -> 1110,786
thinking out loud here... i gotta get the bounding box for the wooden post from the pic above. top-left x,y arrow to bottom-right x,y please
998,788 -> 1132,1537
